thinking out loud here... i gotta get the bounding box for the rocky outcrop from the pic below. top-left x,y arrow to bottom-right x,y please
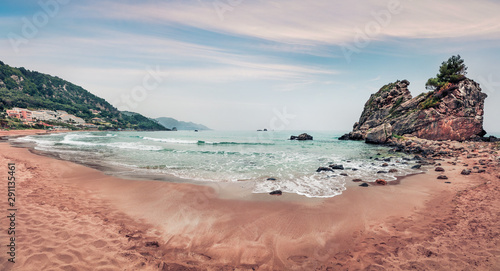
290,133 -> 313,140
341,78 -> 487,142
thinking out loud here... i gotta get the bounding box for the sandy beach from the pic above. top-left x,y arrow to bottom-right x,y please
0,131 -> 499,270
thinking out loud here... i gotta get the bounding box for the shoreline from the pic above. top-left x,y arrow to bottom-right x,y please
0,130 -> 498,270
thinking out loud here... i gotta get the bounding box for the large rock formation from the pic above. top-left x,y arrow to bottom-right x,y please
342,78 -> 487,143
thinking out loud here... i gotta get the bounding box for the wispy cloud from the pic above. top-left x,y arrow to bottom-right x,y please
76,0 -> 500,47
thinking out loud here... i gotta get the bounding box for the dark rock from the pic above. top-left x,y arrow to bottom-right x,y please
388,169 -> 398,173
270,190 -> 282,196
478,169 -> 486,173
267,178 -> 277,181
338,134 -> 350,140
375,179 -> 387,185
381,163 -> 389,167
461,169 -> 471,175
352,179 -> 363,182
329,164 -> 344,170
411,164 -> 422,169
290,133 -> 313,141
317,167 -> 333,172
340,173 -> 348,176
145,241 -> 160,247
435,167 -> 445,172
359,183 -> 369,187
445,181 -> 452,184
377,171 -> 387,174
437,175 -> 448,180
383,158 -> 391,162
352,168 -> 358,171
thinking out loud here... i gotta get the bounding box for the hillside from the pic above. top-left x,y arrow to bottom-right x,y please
155,117 -> 210,130
0,61 -> 166,130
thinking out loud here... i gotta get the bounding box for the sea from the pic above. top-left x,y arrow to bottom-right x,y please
12,130 -> 423,198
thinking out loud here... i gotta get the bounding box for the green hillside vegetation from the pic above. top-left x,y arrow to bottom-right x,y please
0,61 -> 166,130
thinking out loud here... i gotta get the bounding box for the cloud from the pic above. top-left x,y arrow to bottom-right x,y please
76,0 -> 500,48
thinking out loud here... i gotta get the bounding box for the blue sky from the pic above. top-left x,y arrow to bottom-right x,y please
1,0 -> 500,133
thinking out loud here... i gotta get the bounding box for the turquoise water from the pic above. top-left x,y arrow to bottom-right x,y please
14,130 -> 422,198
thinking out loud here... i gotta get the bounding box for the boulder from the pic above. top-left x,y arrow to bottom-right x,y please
290,133 -> 313,140
437,175 -> 448,180
461,169 -> 471,175
365,123 -> 393,144
435,167 -> 445,172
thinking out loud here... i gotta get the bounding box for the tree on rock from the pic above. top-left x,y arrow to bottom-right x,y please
425,55 -> 468,90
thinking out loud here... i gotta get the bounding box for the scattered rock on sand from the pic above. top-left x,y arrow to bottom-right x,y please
376,179 -> 387,185
435,167 -> 445,172
145,241 -> 160,247
317,167 -> 333,172
437,175 -> 448,180
461,169 -> 472,175
270,190 -> 282,196
359,183 -> 369,187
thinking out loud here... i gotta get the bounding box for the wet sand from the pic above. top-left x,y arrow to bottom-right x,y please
0,130 -> 498,270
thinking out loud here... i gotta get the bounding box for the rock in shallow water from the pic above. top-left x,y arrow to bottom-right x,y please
329,164 -> 344,170
375,179 -> 387,185
290,133 -> 313,140
316,167 -> 333,172
270,190 -> 282,196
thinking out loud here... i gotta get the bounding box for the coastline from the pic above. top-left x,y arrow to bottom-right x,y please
0,130 -> 498,270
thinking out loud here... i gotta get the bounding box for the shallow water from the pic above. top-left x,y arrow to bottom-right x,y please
13,130 -> 423,198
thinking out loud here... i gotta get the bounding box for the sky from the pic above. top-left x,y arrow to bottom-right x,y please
1,0 -> 500,133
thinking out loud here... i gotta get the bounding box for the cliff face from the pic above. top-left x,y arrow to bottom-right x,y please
343,78 -> 487,142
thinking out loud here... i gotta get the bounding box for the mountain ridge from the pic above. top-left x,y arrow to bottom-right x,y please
155,117 -> 210,130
